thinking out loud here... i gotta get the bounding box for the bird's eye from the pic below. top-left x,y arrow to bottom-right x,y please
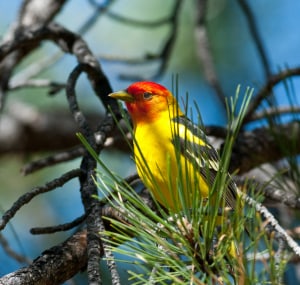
143,92 -> 153,100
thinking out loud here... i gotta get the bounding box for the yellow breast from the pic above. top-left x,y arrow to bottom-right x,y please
133,112 -> 209,212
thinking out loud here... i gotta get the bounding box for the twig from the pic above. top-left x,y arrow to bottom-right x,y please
8,78 -> 65,94
119,0 -> 182,80
229,120 -> 300,173
0,233 -> 31,264
0,168 -> 82,231
66,64 -> 93,137
0,22 -> 117,110
0,101 -> 103,155
30,214 -> 87,234
101,205 -> 129,226
21,146 -> 86,175
205,121 -> 300,175
106,11 -> 171,27
99,218 -> 121,285
235,177 -> 300,209
238,0 -> 271,78
7,0 -> 109,95
152,0 -> 182,79
88,0 -> 170,27
124,173 -> 140,184
194,0 -> 226,107
8,51 -> 63,92
244,67 -> 300,123
0,0 -> 68,109
246,105 -> 300,122
80,0 -> 114,34
239,191 -> 300,256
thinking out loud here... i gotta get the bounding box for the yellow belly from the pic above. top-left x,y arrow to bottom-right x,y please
133,118 -> 209,212
133,116 -> 238,259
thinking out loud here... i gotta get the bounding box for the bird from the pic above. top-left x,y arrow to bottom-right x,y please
109,81 -> 241,260
109,81 -> 237,213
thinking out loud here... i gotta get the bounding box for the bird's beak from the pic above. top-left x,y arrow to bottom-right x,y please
108,90 -> 135,102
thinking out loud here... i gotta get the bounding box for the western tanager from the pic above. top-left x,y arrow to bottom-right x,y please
109,81 -> 238,212
109,81 -> 240,257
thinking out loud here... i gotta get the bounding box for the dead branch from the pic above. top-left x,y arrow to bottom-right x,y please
0,0 -> 68,109
229,120 -> 300,173
0,168 -> 82,231
235,177 -> 300,209
0,102 -> 99,154
238,0 -> 271,78
244,67 -> 300,123
194,0 -> 226,106
30,214 -> 87,235
0,230 -> 87,285
0,234 -> 31,264
101,0 -> 182,80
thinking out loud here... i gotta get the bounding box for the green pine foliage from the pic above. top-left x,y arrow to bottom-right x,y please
78,86 -> 292,284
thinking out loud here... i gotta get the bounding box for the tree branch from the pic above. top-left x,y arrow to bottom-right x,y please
229,120 -> 300,173
194,0 -> 226,107
0,230 -> 87,285
244,67 -> 300,123
0,0 -> 68,109
238,0 -> 271,78
0,168 -> 82,231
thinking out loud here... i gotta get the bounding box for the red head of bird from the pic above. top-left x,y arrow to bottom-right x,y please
109,81 -> 181,126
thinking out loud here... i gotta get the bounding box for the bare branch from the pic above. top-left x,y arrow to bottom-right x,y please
206,121 -> 300,174
0,233 -> 31,264
247,105 -> 300,122
0,230 -> 87,285
244,67 -> 300,123
111,0 -> 183,80
229,120 -> 300,173
235,177 -> 300,209
30,214 -> 87,234
0,168 -> 82,231
8,0 -> 110,93
65,62 -> 118,283
98,217 -> 121,285
0,102 -> 96,154
0,0 -> 68,109
8,51 -> 63,90
21,146 -> 86,175
238,0 -> 271,78
0,22 -> 117,112
194,0 -> 226,107
0,100 -> 130,157
8,78 -> 65,93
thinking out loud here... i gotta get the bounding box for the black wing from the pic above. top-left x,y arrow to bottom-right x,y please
171,116 -> 237,210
